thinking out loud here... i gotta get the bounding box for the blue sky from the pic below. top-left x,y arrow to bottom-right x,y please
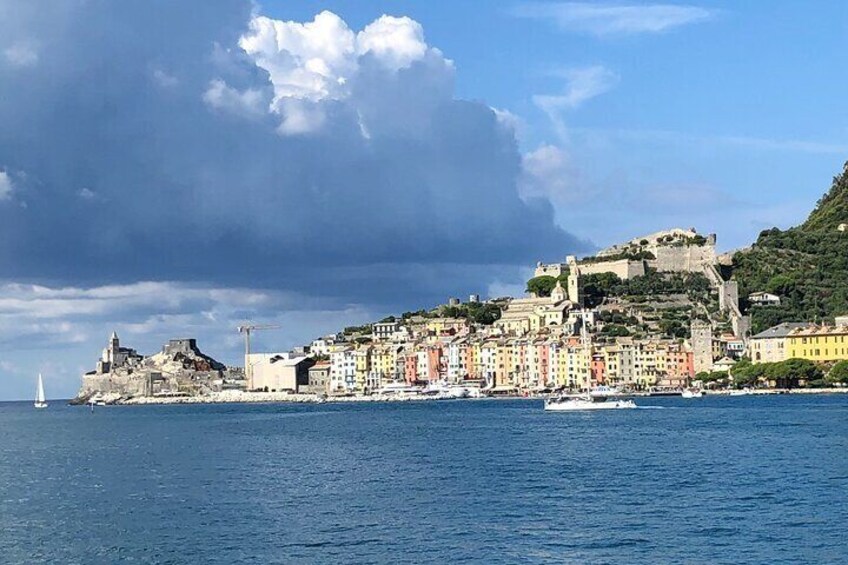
0,0 -> 846,400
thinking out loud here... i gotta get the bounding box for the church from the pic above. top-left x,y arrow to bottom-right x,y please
95,331 -> 143,374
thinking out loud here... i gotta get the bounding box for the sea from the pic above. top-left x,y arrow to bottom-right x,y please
1,395 -> 846,564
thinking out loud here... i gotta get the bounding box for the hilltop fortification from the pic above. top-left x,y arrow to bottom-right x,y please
535,227 -> 717,281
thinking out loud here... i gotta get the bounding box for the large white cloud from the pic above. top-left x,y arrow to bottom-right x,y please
235,11 -> 453,135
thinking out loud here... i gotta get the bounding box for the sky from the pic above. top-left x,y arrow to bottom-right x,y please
0,0 -> 846,400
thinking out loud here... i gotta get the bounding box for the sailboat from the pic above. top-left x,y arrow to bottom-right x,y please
34,373 -> 48,409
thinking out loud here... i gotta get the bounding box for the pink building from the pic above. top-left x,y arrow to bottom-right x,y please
591,353 -> 606,386
404,353 -> 417,384
427,345 -> 443,382
535,341 -> 550,386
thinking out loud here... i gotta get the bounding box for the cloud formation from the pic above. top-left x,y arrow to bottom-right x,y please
534,66 -> 619,112
0,2 -> 585,302
512,2 -> 713,36
3,41 -> 38,67
533,66 -> 618,141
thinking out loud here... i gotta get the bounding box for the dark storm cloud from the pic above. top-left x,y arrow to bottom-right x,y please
0,1 -> 587,306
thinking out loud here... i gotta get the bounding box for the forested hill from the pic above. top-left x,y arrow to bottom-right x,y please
732,161 -> 848,333
803,162 -> 848,231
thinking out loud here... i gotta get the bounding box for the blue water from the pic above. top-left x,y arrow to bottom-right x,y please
1,396 -> 847,564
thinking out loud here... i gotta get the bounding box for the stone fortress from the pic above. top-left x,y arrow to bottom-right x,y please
77,332 -> 237,401
535,227 -> 718,281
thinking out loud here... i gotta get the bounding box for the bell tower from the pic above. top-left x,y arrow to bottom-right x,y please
566,256 -> 583,307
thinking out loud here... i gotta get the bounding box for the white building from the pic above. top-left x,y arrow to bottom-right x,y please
372,321 -> 401,341
310,335 -> 338,357
446,340 -> 465,383
750,322 -> 810,364
748,292 -> 781,307
248,353 -> 314,392
415,350 -> 429,382
330,348 -> 356,392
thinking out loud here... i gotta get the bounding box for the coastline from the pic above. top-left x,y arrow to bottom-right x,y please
80,387 -> 848,406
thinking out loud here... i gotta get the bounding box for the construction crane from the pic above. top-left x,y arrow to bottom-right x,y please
238,323 -> 280,390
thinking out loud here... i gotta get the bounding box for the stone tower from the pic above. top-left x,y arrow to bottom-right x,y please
690,320 -> 713,375
566,255 -> 583,306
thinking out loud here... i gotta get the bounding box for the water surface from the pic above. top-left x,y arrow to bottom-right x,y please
1,395 -> 846,563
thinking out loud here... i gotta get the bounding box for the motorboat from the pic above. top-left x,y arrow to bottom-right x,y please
545,394 -> 636,411
422,381 -> 471,399
681,388 -> 704,399
589,385 -> 624,398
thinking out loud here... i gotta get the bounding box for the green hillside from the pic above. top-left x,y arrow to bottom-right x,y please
732,161 -> 848,333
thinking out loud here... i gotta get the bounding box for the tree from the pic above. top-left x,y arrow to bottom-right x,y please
827,360 -> 848,384
467,303 -> 501,325
582,272 -> 622,307
601,324 -> 630,337
766,358 -> 823,388
731,359 -> 765,387
526,275 -> 557,297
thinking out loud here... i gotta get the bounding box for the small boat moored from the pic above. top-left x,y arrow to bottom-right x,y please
681,388 -> 704,399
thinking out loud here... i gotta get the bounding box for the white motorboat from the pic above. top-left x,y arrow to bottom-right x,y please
34,373 -> 48,409
421,381 -> 471,399
545,395 -> 636,411
589,385 -> 623,398
681,388 -> 703,399
376,382 -> 421,396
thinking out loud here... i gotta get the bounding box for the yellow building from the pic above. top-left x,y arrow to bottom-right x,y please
370,345 -> 398,383
468,340 -> 483,379
750,323 -> 811,364
354,346 -> 372,392
425,317 -> 469,335
494,281 -> 571,336
786,326 -> 848,362
565,346 -> 591,390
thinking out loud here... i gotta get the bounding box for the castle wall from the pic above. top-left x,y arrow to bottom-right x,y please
651,244 -> 716,273
534,263 -> 565,278
162,339 -> 198,356
578,259 -> 645,280
79,373 -> 148,397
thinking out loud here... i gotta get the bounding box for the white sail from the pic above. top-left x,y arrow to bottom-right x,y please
34,373 -> 47,408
